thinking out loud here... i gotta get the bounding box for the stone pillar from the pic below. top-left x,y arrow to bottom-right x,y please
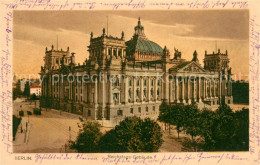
198,77 -> 201,102
133,77 -> 136,102
205,79 -> 207,99
193,79 -> 195,102
94,77 -> 98,104
140,78 -> 143,102
116,48 -> 118,58
169,79 -> 172,103
164,73 -> 169,102
155,77 -> 158,102
147,77 -> 151,102
213,80 -> 216,98
109,76 -> 113,104
175,77 -> 179,103
187,78 -> 191,104
125,76 -> 128,104
181,77 -> 185,102
209,80 -> 212,98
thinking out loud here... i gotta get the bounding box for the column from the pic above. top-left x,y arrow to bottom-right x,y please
109,76 -> 113,105
175,77 -> 179,103
213,80 -> 216,98
140,77 -> 143,102
187,78 -> 191,104
133,77 -> 136,102
198,77 -> 201,102
94,77 -> 98,104
193,79 -> 195,101
209,80 -> 212,98
169,79 -> 172,103
181,77 -> 184,102
125,76 -> 128,104
155,77 -> 158,102
164,73 -> 169,102
205,79 -> 207,99
147,77 -> 151,102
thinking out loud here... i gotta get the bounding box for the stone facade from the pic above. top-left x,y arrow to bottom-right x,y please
40,18 -> 233,125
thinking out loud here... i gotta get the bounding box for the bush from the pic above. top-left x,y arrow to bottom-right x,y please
70,121 -> 102,153
19,110 -> 24,117
99,117 -> 163,152
13,115 -> 21,140
33,108 -> 41,115
27,111 -> 32,116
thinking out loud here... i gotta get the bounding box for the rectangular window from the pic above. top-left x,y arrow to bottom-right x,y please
109,48 -> 112,55
151,80 -> 154,86
144,80 -> 147,86
153,106 -> 155,111
130,108 -> 134,114
88,110 -> 91,116
117,110 -> 123,116
138,107 -> 141,113
118,49 -> 122,56
113,49 -> 117,56
129,80 -> 132,86
137,80 -> 140,86
146,107 -> 149,112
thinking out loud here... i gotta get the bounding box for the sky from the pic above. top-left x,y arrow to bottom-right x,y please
13,10 -> 249,80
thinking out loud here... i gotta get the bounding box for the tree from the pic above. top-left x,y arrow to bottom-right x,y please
232,108 -> 249,151
182,104 -> 200,140
198,108 -> 217,150
158,102 -> 170,130
197,105 -> 249,151
13,88 -> 22,100
170,104 -> 185,138
99,117 -> 163,152
70,121 -> 102,153
30,93 -> 38,100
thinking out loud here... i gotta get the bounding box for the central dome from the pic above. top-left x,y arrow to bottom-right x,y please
136,38 -> 163,53
126,17 -> 164,62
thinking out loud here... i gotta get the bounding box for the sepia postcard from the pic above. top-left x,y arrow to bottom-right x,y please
0,0 -> 259,165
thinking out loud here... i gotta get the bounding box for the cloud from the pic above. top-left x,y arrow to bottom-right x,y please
13,10 -> 249,77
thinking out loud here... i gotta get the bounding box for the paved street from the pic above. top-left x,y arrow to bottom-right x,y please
13,98 -> 80,153
13,98 -> 248,153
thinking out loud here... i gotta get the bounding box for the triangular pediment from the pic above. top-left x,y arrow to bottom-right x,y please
177,61 -> 205,73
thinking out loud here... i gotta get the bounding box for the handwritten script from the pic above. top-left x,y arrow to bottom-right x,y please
3,0 -> 248,10
1,11 -> 13,155
249,15 -> 260,164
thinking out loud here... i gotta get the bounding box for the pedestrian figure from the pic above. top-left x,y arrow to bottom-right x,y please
21,126 -> 23,133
